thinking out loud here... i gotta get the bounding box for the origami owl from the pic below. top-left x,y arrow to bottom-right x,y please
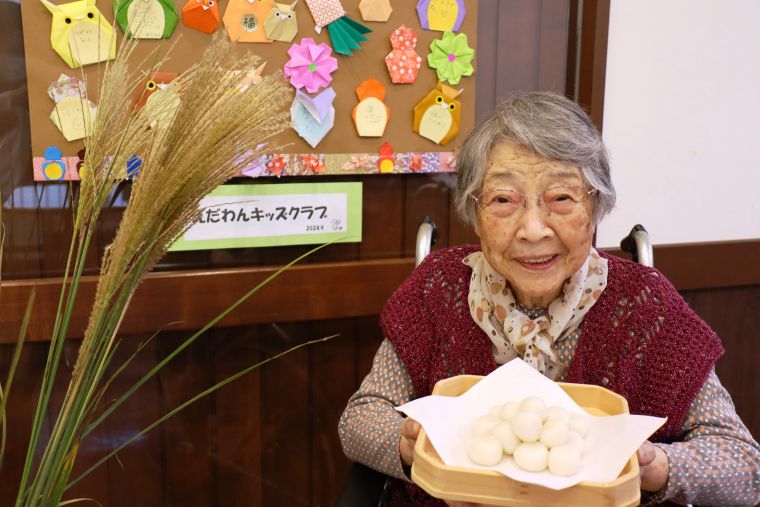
412,82 -> 462,146
416,0 -> 466,32
183,0 -> 220,34
223,0 -> 274,43
114,0 -> 180,39
40,0 -> 116,68
134,72 -> 180,130
263,1 -> 299,42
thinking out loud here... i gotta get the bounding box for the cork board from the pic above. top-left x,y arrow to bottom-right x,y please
20,0 -> 477,181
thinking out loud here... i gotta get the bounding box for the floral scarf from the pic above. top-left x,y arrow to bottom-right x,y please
462,248 -> 608,380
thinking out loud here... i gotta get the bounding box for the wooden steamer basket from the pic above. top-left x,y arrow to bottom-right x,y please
411,375 -> 641,507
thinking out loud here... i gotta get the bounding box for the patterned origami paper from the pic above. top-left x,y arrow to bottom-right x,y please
40,0 -> 116,68
385,25 -> 421,84
303,0 -> 371,56
182,0 -> 220,34
413,81 -> 462,146
223,0 -> 274,42
427,31 -> 474,85
284,38 -> 338,94
416,0 -> 466,32
352,78 -> 389,137
48,74 -> 97,142
114,0 -> 180,39
358,0 -> 392,22
290,87 -> 335,148
264,1 -> 299,42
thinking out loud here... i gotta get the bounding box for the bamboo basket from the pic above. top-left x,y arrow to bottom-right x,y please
411,375 -> 641,507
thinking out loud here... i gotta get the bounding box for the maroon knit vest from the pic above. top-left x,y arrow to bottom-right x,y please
380,245 -> 724,507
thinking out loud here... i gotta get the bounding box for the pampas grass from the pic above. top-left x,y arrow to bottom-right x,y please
7,31 -> 329,507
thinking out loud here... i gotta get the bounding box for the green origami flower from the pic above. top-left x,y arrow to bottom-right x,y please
427,31 -> 475,85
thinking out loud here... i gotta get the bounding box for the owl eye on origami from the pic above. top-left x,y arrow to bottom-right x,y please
208,0 -> 215,5
449,103 -> 456,111
65,17 -> 72,23
146,80 -> 157,90
435,95 -> 443,103
87,11 -> 94,18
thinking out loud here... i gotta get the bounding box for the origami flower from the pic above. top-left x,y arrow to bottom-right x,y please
427,31 -> 474,86
284,38 -> 338,93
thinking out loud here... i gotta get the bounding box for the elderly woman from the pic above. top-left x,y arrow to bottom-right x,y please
338,92 -> 760,506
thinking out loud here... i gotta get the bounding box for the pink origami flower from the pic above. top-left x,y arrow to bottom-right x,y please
284,38 -> 338,94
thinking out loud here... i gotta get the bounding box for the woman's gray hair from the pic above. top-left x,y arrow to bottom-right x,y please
456,92 -> 615,227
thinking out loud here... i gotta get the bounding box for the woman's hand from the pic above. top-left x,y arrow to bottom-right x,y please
637,441 -> 670,492
399,418 -> 421,466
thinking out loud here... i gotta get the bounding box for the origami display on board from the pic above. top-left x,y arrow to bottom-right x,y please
114,0 -> 180,39
48,74 -> 97,142
413,81 -> 462,146
290,87 -> 335,148
377,143 -> 394,173
283,38 -> 338,93
40,0 -> 116,68
427,31 -> 474,85
303,0 -> 371,56
358,0 -> 392,22
264,1 -> 299,42
416,0 -> 466,32
223,0 -> 274,42
384,25 -> 421,84
352,78 -> 389,137
182,0 -> 220,34
42,146 -> 66,181
134,72 -> 181,129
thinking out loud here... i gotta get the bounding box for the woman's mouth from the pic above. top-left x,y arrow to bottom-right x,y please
515,255 -> 559,271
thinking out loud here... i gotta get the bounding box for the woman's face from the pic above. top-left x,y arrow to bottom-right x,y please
474,140 -> 596,308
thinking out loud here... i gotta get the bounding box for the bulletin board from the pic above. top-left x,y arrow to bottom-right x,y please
20,0 -> 477,181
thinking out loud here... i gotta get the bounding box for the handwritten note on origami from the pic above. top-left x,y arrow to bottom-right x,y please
413,81 -> 462,146
114,0 -> 180,39
48,74 -> 97,142
41,0 -> 116,68
353,78 -> 389,137
291,87 -> 336,148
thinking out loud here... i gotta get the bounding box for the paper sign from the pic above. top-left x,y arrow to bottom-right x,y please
397,358 -> 666,491
413,81 -> 462,146
223,0 -> 274,43
41,0 -> 116,68
170,182 -> 362,251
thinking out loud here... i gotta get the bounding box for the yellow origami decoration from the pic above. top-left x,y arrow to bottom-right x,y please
40,0 -> 116,68
413,81 -> 462,146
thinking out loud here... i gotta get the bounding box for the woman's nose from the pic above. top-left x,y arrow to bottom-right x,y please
514,202 -> 554,242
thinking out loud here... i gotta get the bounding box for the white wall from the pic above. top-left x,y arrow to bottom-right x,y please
596,0 -> 760,248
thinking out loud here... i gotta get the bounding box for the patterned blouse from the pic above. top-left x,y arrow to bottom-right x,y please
338,308 -> 760,506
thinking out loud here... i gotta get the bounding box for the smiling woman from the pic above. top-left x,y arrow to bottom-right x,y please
338,92 -> 760,507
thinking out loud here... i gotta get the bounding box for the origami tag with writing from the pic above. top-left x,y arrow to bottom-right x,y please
291,87 -> 336,148
413,81 -> 462,146
114,0 -> 180,39
223,0 -> 274,42
40,0 -> 116,68
353,78 -> 389,137
48,74 -> 97,142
